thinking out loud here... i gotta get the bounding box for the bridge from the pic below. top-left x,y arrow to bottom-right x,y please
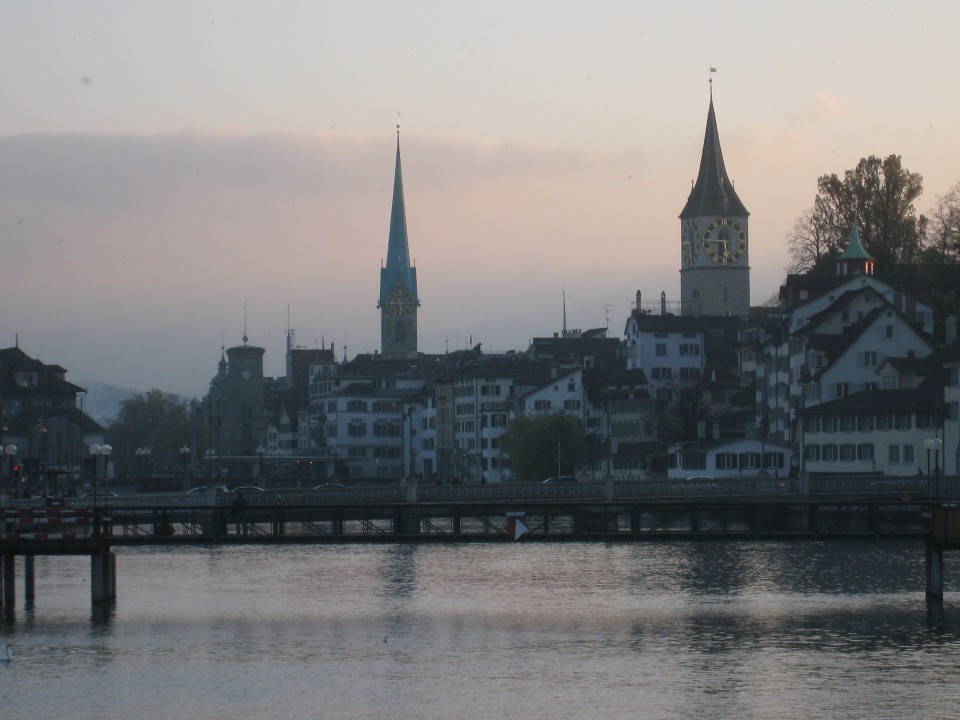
2,474 -> 960,614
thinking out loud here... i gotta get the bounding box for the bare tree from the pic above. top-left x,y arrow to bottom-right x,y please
788,155 -> 926,273
926,181 -> 960,261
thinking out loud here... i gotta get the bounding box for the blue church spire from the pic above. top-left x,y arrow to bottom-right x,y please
380,117 -> 418,303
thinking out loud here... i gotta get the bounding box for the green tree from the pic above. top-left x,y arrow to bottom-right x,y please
501,413 -> 586,482
106,389 -> 195,474
789,155 -> 926,272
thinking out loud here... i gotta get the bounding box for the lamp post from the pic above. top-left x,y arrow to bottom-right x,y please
89,443 -> 112,508
256,446 -> 266,482
179,445 -> 191,492
924,438 -> 943,503
2,444 -> 17,498
135,447 -> 151,481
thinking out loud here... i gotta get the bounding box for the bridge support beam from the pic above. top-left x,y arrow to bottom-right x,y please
91,550 -> 117,605
24,555 -> 34,602
926,541 -> 944,600
2,553 -> 14,607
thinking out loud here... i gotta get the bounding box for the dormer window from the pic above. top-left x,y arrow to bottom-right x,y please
15,372 -> 37,387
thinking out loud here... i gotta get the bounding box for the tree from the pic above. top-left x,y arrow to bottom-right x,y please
919,181 -> 960,339
926,181 -> 960,262
788,155 -> 926,273
106,389 -> 196,474
501,413 -> 586,482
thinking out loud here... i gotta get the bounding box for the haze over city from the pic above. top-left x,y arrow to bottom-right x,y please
2,1 -> 958,398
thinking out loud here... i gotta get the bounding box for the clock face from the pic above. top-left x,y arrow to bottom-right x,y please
702,217 -> 746,265
681,220 -> 699,266
386,288 -> 414,316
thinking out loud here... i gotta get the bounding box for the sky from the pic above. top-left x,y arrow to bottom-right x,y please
2,1 -> 959,399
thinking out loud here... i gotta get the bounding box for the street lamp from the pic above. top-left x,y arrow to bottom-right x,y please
924,438 -> 943,502
89,443 -> 112,507
2,444 -> 17,498
135,447 -> 151,479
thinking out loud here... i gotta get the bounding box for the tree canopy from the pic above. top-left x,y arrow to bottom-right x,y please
788,154 -> 926,273
500,413 -> 586,482
106,389 -> 196,473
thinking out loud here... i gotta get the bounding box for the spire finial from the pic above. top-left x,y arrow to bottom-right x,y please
396,113 -> 400,136
709,65 -> 716,97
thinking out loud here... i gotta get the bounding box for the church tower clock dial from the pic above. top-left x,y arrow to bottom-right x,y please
701,217 -> 746,265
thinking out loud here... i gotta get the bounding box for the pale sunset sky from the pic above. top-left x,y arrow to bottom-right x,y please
2,1 -> 958,397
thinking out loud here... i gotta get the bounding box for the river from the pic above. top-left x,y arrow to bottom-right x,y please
2,540 -> 959,719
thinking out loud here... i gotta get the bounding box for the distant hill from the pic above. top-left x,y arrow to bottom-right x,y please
73,380 -> 143,427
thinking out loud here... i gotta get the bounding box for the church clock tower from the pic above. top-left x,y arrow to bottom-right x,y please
679,85 -> 750,317
378,121 -> 420,359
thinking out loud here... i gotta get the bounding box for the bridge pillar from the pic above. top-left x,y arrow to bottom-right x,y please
926,541 -> 944,600
24,555 -> 34,602
91,549 -> 117,605
2,553 -> 15,607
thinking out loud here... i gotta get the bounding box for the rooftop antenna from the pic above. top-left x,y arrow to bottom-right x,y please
562,288 -> 568,336
603,304 -> 611,330
242,302 -> 248,345
285,304 -> 295,350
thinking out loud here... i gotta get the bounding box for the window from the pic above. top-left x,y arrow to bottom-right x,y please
763,452 -> 785,469
738,452 -> 761,469
681,452 -> 706,470
480,384 -> 501,396
836,382 -> 849,398
564,399 -> 581,411
885,325 -> 894,339
804,416 -> 820,433
840,444 -> 856,461
655,344 -> 667,357
947,402 -> 960,422
888,445 -> 900,464
533,400 -> 552,411
857,414 -> 874,432
882,375 -> 898,390
903,445 -> 914,464
804,444 -> 821,462
822,444 -> 838,462
348,421 -> 366,437
679,344 -> 700,356
651,367 -> 673,380
863,351 -> 878,367
715,453 -> 737,470
840,415 -> 856,432
491,414 -> 508,428
347,400 -> 368,412
857,444 -> 874,462
373,420 -> 401,437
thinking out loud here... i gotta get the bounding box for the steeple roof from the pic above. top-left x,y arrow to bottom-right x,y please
837,216 -> 874,261
380,131 -> 417,299
680,90 -> 748,219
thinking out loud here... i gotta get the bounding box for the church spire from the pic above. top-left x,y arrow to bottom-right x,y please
680,88 -> 748,219
380,117 -> 417,300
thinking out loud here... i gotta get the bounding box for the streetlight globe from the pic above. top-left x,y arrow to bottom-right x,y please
101,444 -> 113,457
